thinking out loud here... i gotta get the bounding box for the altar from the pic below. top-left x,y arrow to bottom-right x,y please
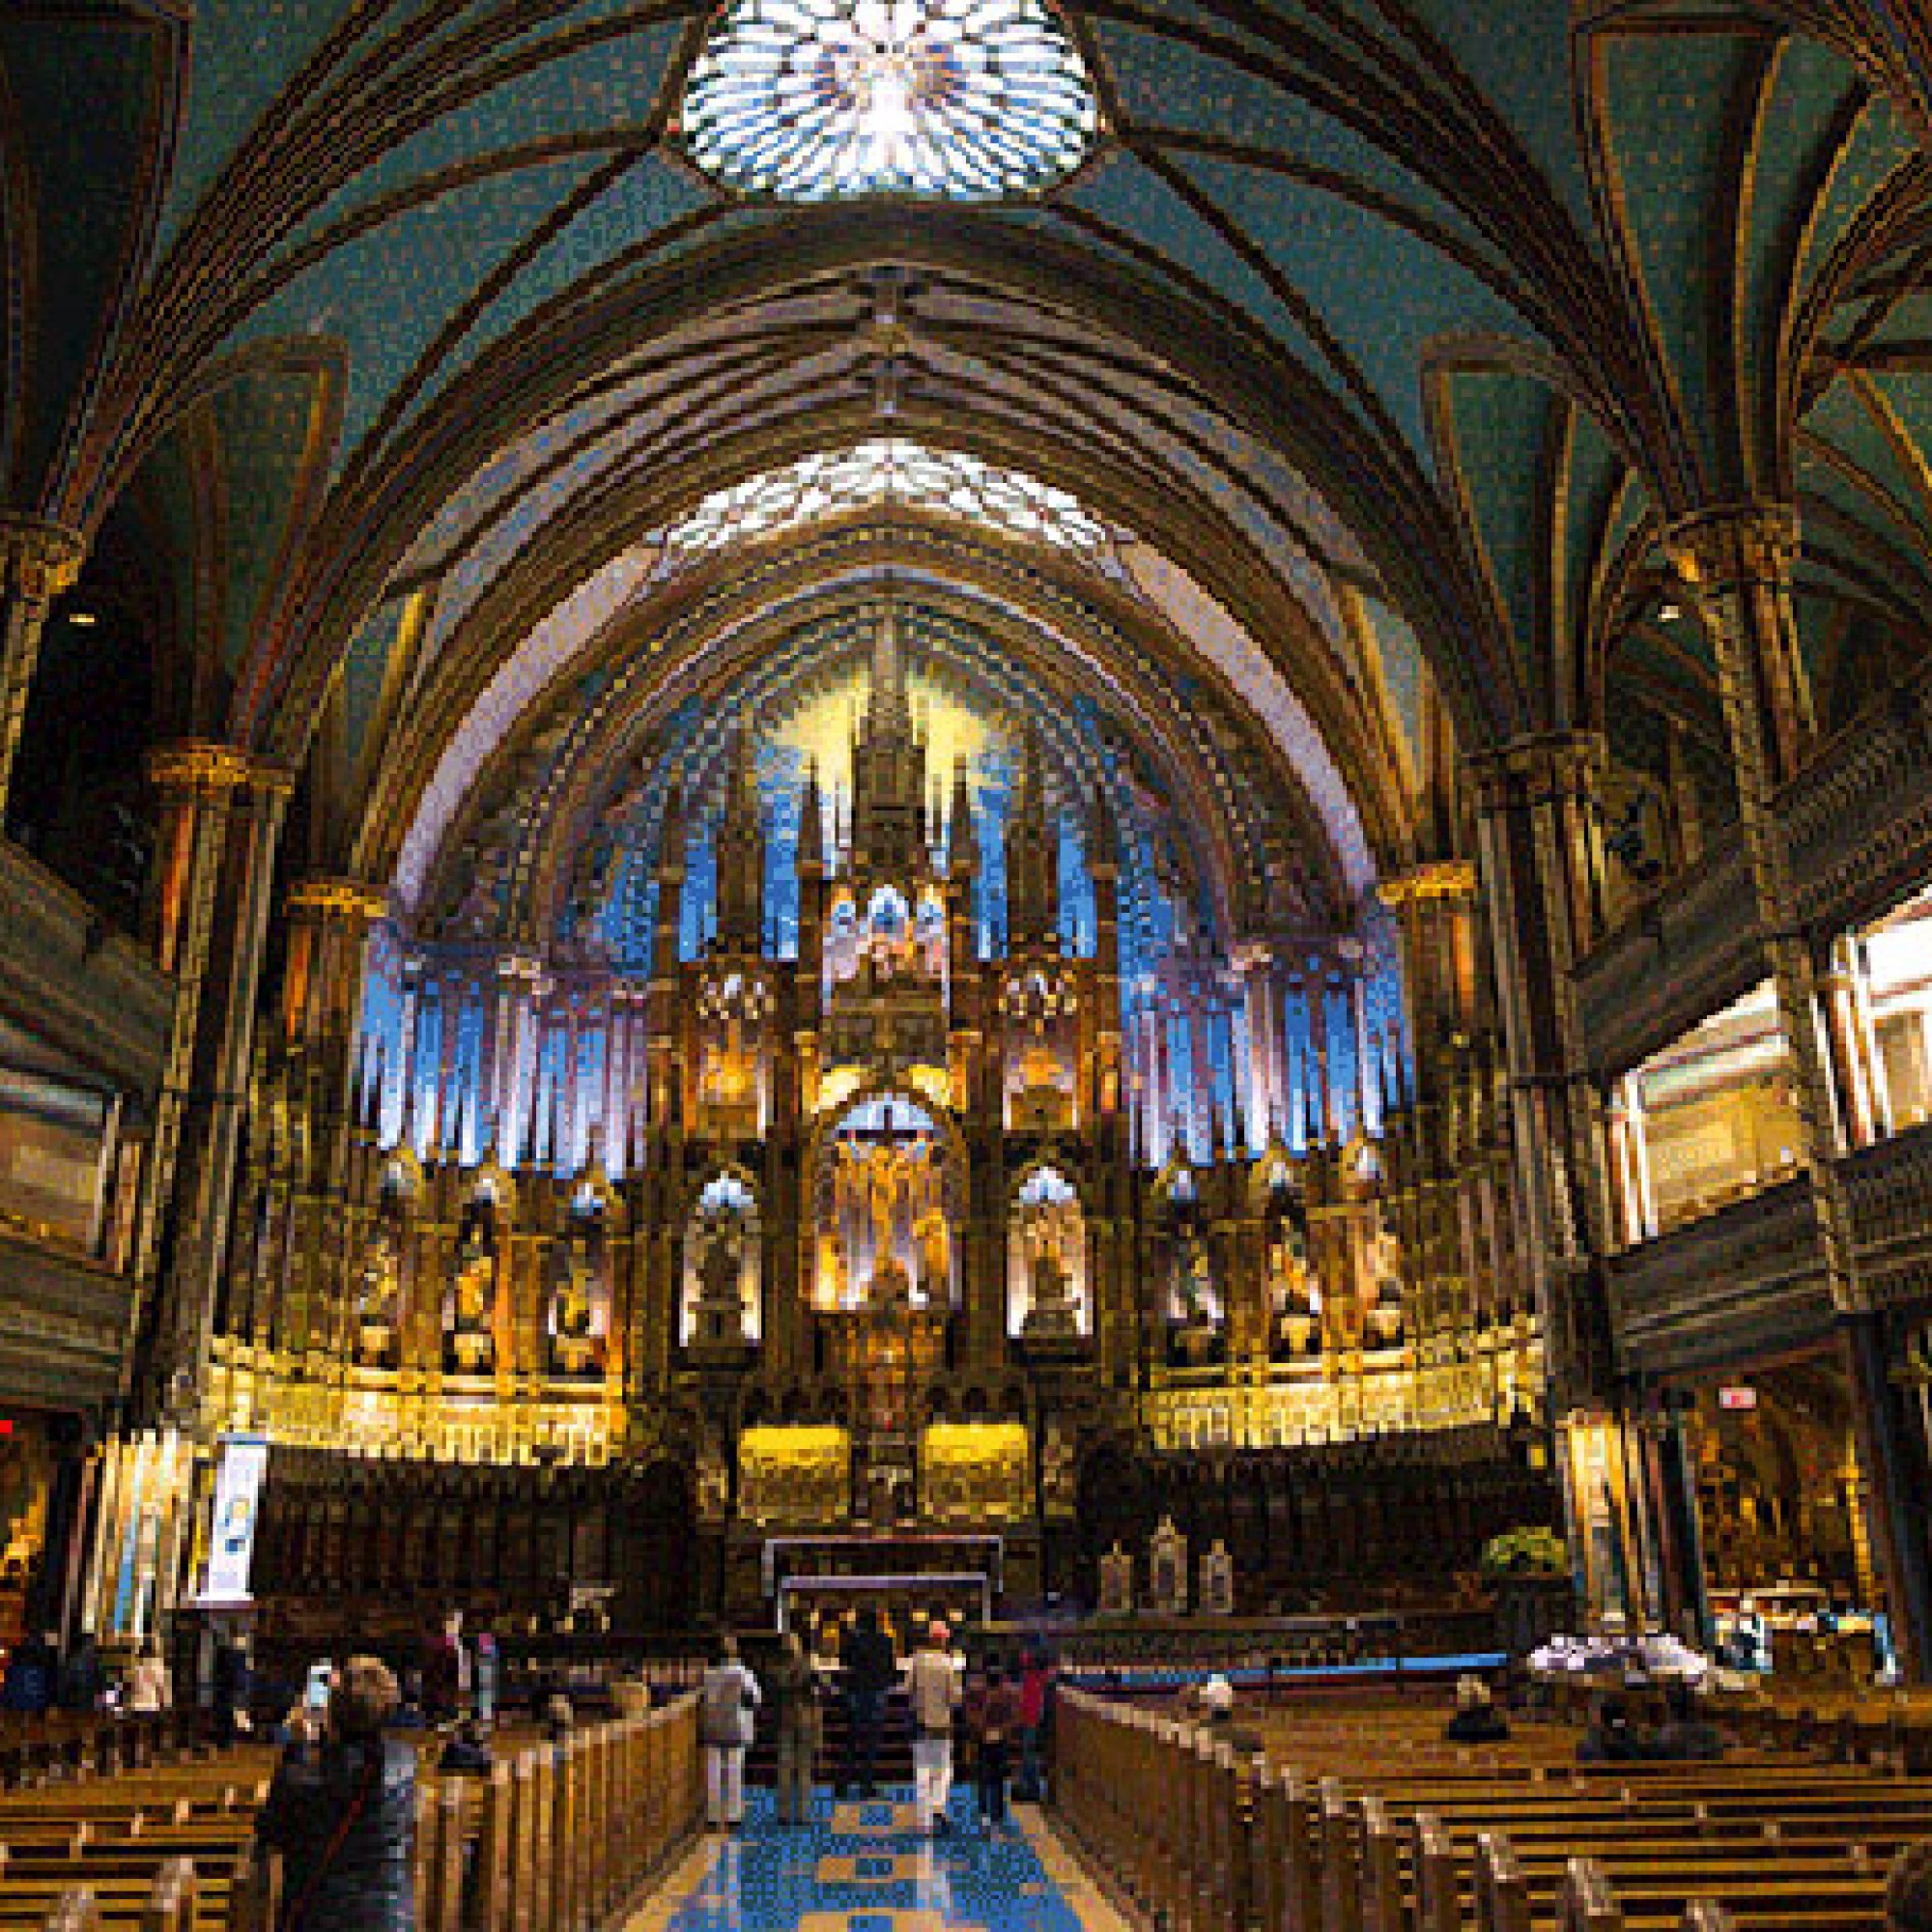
726,1528 -> 1037,1628
765,1532 -> 1005,1638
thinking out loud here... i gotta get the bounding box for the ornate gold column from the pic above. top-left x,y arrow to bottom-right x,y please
1667,504 -> 1932,1674
0,514 -> 86,824
1664,508 -> 1856,1292
134,744 -> 292,1422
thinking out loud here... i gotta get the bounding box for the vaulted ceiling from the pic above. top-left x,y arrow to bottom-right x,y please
9,0 -> 1932,943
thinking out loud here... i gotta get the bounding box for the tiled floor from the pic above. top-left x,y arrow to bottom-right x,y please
626,1787 -> 1126,1932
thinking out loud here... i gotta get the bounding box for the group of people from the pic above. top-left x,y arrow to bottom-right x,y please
698,1609 -> 1058,1834
0,1629 -> 167,1716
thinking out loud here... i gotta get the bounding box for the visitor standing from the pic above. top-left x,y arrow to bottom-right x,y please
2,1630 -> 58,1713
840,1606 -> 895,1798
905,1620 -> 962,1833
472,1623 -> 499,1725
700,1634 -> 761,1830
967,1656 -> 1019,1831
251,1655 -> 416,1931
126,1639 -> 172,1715
1015,1647 -> 1055,1801
212,1627 -> 253,1742
422,1610 -> 466,1722
767,1631 -> 821,1827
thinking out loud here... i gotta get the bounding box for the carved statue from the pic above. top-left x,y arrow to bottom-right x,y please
694,1223 -> 746,1349
1023,1233 -> 1078,1340
916,1205 -> 950,1303
446,1213 -> 497,1375
1151,1515 -> 1188,1615
1099,1543 -> 1134,1616
816,1229 -> 848,1308
1200,1538 -> 1236,1617
355,1228 -> 402,1367
548,1233 -> 601,1376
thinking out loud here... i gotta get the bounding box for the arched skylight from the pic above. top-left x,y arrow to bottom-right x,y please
681,0 -> 1098,203
660,440 -> 1113,567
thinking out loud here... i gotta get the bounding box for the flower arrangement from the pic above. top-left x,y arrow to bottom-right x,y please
1481,1524 -> 1568,1578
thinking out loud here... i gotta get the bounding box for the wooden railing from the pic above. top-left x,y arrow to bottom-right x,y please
1052,1690 -> 1751,1932
22,1691 -> 703,1931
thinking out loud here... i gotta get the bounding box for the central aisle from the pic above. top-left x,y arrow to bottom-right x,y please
628,1790 -> 1124,1932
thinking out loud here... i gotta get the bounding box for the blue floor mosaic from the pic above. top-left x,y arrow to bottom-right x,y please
634,1788 -> 1107,1932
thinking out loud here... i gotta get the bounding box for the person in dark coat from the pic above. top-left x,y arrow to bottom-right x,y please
56,1634 -> 103,1713
2,1630 -> 58,1714
212,1628 -> 254,1742
966,1656 -> 1020,1830
839,1607 -> 896,1799
253,1655 -> 416,1932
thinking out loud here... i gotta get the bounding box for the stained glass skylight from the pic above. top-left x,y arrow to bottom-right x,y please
681,0 -> 1099,203
659,440 -> 1113,566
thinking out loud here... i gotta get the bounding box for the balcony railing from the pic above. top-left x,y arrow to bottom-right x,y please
1576,659 -> 1932,1080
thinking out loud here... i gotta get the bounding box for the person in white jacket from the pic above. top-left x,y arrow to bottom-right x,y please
904,1622 -> 963,1834
700,1635 -> 762,1829
125,1641 -> 171,1714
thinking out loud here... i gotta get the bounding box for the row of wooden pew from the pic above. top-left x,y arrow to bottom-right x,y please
0,1715 -> 230,1796
0,1693 -> 704,1929
1052,1686 -> 1928,1932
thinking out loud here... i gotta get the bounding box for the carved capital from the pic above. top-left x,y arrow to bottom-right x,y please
0,514 -> 86,604
1378,860 -> 1479,909
1662,503 -> 1800,597
146,741 -> 294,799
287,877 -> 388,924
1463,731 -> 1606,811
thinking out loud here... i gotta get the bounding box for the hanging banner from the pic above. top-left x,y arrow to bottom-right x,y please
199,1435 -> 270,1605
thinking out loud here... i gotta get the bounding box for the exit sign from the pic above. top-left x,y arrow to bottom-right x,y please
1719,1386 -> 1757,1411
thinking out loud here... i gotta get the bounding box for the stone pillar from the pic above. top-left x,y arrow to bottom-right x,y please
136,746 -> 291,1422
1816,935 -> 1890,1151
1465,735 -> 1616,1412
1604,1074 -> 1656,1250
0,514 -> 86,824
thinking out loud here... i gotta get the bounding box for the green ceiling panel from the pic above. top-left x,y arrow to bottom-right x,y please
344,595 -> 409,769
1090,19 -> 1480,254
1176,153 -> 1524,455
1795,437 -> 1927,567
1558,406 -> 1626,671
1404,0 -> 1591,226
1438,365 -> 1553,687
1741,39 -> 1868,475
1054,156 -> 1329,382
1855,369 -> 1932,494
437,152 -> 716,391
160,0 -> 357,237
1794,83 -> 1918,304
0,16 -> 163,498
211,366 -> 327,670
226,154 -> 606,459
270,20 -> 680,261
1358,593 -> 1426,775
1601,32 -> 1753,488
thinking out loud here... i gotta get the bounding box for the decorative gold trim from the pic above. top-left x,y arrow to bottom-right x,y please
0,514 -> 86,602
